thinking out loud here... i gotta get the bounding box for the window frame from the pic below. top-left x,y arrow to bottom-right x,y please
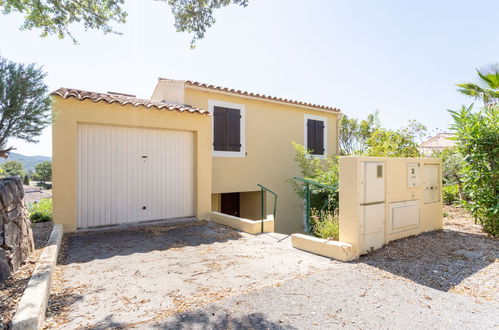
209,99 -> 246,158
304,114 -> 328,159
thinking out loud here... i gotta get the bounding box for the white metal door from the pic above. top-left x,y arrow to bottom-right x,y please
423,164 -> 440,204
78,124 -> 195,228
361,162 -> 385,204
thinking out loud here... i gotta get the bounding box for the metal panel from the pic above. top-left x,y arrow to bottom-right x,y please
361,162 -> 385,204
407,163 -> 420,187
78,124 -> 194,228
423,164 -> 440,204
360,203 -> 385,235
389,200 -> 420,231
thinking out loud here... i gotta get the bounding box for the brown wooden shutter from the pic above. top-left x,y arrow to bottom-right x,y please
307,119 -> 315,152
307,119 -> 325,155
213,106 -> 241,152
213,107 -> 227,151
314,120 -> 324,155
227,108 -> 241,152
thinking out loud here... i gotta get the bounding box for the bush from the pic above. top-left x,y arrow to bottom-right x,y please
310,209 -> 339,240
443,184 -> 460,205
288,143 -> 339,212
23,174 -> 30,185
449,104 -> 499,237
28,198 -> 52,223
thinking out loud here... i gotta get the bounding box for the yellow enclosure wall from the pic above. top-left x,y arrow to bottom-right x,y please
52,97 -> 212,232
183,88 -> 340,233
339,156 -> 443,256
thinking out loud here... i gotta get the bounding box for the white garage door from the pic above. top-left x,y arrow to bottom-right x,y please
78,124 -> 195,228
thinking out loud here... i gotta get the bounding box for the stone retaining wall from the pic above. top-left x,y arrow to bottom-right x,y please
0,177 -> 34,282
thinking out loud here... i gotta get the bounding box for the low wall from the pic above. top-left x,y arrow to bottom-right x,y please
291,234 -> 356,261
210,212 -> 274,234
0,177 -> 35,282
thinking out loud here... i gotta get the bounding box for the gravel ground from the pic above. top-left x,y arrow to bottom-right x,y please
146,206 -> 498,330
359,206 -> 498,301
44,221 -> 332,329
44,206 -> 498,329
151,263 -> 499,330
0,221 -> 54,329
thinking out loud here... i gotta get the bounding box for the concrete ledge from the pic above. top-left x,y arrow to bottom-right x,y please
11,224 -> 63,330
291,233 -> 358,261
210,212 -> 274,234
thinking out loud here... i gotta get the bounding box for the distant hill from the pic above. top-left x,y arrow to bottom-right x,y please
0,152 -> 51,172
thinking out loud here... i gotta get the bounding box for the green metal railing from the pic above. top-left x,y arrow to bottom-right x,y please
292,177 -> 336,232
257,184 -> 277,233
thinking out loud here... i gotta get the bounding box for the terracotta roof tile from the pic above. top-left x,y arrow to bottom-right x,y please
51,88 -> 210,115
159,78 -> 341,113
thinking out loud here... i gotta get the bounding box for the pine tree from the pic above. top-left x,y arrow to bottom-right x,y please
0,56 -> 51,158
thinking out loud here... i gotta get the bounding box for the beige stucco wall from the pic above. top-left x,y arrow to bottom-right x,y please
240,191 -> 262,220
180,87 -> 340,234
52,97 -> 212,232
210,212 -> 274,234
339,156 -> 443,256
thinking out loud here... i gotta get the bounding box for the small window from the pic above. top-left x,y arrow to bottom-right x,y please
213,106 -> 241,152
305,115 -> 326,156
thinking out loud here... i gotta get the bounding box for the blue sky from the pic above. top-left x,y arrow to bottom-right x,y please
1,0 -> 497,156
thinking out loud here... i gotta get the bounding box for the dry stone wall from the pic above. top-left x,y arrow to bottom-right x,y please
0,177 -> 34,282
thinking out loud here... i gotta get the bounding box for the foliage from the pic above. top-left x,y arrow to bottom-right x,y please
339,111 -> 380,155
457,63 -> 499,105
366,129 -> 421,157
449,104 -> 498,237
1,0 -> 248,46
310,210 -> 339,240
23,174 -> 29,185
435,148 -> 465,186
166,0 -> 249,47
0,160 -> 24,177
443,184 -> 460,205
32,161 -> 52,185
28,198 -> 52,223
0,56 -> 51,157
340,112 -> 426,158
288,143 -> 339,213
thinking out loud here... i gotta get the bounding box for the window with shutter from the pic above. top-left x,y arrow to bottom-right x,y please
213,106 -> 241,152
304,115 -> 327,157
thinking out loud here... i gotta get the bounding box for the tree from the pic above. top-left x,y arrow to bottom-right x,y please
457,63 -> 499,105
0,160 -> 24,177
0,0 -> 249,46
33,161 -> 52,186
366,129 -> 421,157
449,104 -> 498,237
339,111 -> 380,155
23,174 -> 30,185
0,56 -> 51,158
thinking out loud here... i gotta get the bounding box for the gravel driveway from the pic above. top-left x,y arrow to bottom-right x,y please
45,208 -> 498,329
45,220 -> 332,329
152,263 -> 498,330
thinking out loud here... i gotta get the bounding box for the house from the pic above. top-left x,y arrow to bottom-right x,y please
419,133 -> 455,155
51,79 -> 341,233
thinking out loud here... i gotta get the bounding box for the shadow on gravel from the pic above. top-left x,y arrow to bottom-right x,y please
60,221 -> 242,265
358,229 -> 498,292
151,310 -> 294,330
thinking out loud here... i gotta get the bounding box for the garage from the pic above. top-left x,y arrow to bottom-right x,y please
77,124 -> 195,228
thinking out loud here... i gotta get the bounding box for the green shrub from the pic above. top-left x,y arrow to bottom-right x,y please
23,174 -> 30,185
310,209 -> 339,240
449,104 -> 499,237
443,184 -> 460,205
288,143 -> 339,212
28,198 -> 52,223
